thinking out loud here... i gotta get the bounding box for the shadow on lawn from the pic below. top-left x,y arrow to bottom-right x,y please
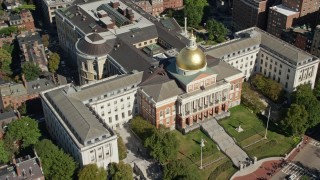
256,113 -> 288,137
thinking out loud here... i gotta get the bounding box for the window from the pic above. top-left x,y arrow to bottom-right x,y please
114,101 -> 117,104
160,111 -> 164,118
115,115 -> 118,121
122,113 -> 125,118
109,117 -> 112,123
101,105 -> 104,109
127,96 -> 130,100
120,98 -> 123,102
166,108 -> 170,114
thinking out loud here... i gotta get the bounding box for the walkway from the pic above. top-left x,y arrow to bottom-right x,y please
201,119 -> 249,168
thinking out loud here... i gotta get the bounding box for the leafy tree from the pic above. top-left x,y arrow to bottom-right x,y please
131,116 -> 155,142
293,84 -> 320,128
0,141 -> 10,163
48,52 -> 60,73
22,62 -> 41,81
314,79 -> 320,99
0,26 -> 18,36
163,160 -> 199,180
251,74 -> 284,102
118,136 -> 127,160
108,161 -> 133,180
0,48 -> 12,75
17,102 -> 27,115
241,82 -> 266,113
281,104 -> 308,136
2,43 -> 14,54
184,0 -> 208,27
144,126 -> 179,164
78,164 -> 106,180
5,116 -> 41,150
42,34 -> 50,47
35,139 -> 77,180
206,19 -> 228,43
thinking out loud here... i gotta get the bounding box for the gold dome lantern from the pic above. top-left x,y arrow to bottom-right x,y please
176,32 -> 206,71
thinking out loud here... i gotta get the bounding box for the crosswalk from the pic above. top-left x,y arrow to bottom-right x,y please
309,140 -> 320,147
281,163 -> 317,180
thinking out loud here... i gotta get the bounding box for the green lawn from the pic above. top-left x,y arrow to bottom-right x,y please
219,105 -> 297,159
173,130 -> 231,180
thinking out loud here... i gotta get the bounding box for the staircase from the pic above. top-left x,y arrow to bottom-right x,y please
201,119 -> 249,168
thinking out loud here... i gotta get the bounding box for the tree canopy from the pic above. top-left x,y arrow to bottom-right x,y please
144,126 -> 179,164
281,104 -> 308,136
184,0 -> 208,27
293,84 -> 320,128
5,116 -> 41,150
108,161 -> 133,180
0,48 -> 12,75
78,164 -> 106,180
42,34 -> 50,47
35,139 -> 77,180
48,52 -> 60,73
22,62 -> 41,81
241,82 -> 266,113
0,141 -> 10,163
206,19 -> 228,43
163,160 -> 199,180
118,136 -> 127,160
0,26 -> 18,36
131,116 -> 155,142
251,74 -> 284,102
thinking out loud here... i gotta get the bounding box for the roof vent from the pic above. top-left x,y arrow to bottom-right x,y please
131,34 -> 134,38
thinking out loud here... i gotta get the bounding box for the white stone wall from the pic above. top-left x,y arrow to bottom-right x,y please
41,91 -> 119,169
88,86 -> 139,130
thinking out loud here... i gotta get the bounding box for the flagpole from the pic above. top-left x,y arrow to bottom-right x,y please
264,106 -> 271,139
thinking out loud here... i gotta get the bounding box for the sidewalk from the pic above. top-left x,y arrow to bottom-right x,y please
232,135 -> 310,180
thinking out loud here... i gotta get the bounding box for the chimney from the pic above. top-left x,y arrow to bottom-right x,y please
111,1 -> 120,9
21,74 -> 27,89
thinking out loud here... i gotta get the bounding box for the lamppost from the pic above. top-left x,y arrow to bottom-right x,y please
200,137 -> 205,169
264,106 -> 271,139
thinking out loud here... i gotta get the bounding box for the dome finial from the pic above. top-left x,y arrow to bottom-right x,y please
187,30 -> 197,50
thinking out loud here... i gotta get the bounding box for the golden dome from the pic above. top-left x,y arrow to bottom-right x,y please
176,48 -> 206,70
176,32 -> 206,71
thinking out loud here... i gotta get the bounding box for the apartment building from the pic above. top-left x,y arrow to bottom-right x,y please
311,25 -> 320,58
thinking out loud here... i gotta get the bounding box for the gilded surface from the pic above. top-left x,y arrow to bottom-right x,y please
176,47 -> 206,70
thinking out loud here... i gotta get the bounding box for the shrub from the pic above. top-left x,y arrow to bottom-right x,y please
117,136 -> 127,160
130,116 -> 155,142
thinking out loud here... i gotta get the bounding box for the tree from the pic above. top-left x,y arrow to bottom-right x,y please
281,104 -> 308,136
118,136 -> 127,160
42,34 -> 50,47
251,74 -> 284,102
144,126 -> 179,164
78,164 -> 107,180
241,82 -> 266,113
293,84 -> 320,128
206,19 -> 228,43
48,52 -> 60,73
314,79 -> 320,99
184,0 -> 208,27
5,116 -> 41,150
131,116 -> 155,142
0,48 -> 12,75
0,141 -> 10,163
17,102 -> 27,115
0,26 -> 18,36
22,62 -> 41,81
35,139 -> 77,180
163,160 -> 199,180
108,161 -> 133,180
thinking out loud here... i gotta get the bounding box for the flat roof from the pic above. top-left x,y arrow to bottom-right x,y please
270,4 -> 299,16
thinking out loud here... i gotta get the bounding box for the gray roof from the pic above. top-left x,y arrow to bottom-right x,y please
210,60 -> 243,81
17,32 -> 42,46
117,25 -> 158,45
140,80 -> 183,102
26,79 -> 56,95
73,72 -> 143,101
77,36 -> 114,56
44,73 -> 143,144
46,88 -> 110,144
205,28 -> 316,65
0,83 -> 27,97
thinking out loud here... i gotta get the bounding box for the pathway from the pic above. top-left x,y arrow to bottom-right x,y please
201,118 -> 249,168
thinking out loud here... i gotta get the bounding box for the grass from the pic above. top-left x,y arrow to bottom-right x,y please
219,105 -> 297,159
173,130 -> 231,180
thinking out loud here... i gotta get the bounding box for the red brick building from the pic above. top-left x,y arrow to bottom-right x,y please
134,0 -> 183,16
20,10 -> 35,32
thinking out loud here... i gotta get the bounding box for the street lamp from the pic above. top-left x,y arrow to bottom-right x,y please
200,137 -> 205,169
264,106 -> 271,139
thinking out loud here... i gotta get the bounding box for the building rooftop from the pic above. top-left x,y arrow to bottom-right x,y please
0,111 -> 17,121
205,27 -> 317,66
270,4 -> 299,16
43,0 -> 74,6
43,72 -> 143,146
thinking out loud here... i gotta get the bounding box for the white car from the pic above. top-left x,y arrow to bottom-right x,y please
287,174 -> 296,180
